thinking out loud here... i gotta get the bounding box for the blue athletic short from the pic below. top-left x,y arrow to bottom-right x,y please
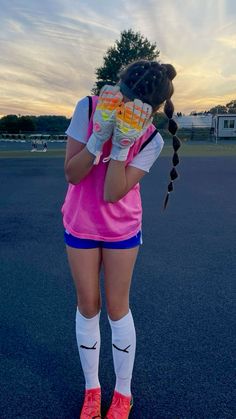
64,230 -> 142,249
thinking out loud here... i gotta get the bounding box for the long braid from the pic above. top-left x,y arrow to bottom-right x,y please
163,99 -> 181,209
119,59 -> 181,209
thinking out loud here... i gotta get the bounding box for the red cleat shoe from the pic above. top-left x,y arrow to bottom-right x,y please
80,387 -> 101,419
105,390 -> 133,419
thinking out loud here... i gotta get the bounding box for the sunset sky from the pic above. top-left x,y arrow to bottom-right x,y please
1,0 -> 236,117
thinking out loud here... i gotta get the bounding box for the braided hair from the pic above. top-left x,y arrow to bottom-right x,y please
118,60 -> 181,210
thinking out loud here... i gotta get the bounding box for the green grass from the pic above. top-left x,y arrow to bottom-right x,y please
162,141 -> 236,157
1,142 -> 236,158
0,149 -> 65,158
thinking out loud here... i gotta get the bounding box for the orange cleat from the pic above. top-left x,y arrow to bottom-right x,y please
80,387 -> 101,419
105,390 -> 133,419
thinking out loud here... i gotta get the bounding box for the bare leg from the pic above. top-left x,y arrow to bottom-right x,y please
102,247 -> 139,320
66,245 -> 102,317
66,245 -> 103,391
102,246 -> 139,396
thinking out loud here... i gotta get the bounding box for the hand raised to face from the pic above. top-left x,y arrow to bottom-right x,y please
108,99 -> 153,161
96,85 -> 123,121
86,85 -> 123,164
115,99 -> 153,137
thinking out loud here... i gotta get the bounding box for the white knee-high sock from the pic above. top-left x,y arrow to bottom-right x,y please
108,310 -> 136,396
75,308 -> 101,389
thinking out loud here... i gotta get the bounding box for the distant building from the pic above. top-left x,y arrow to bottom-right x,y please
212,114 -> 236,139
174,114 -> 213,128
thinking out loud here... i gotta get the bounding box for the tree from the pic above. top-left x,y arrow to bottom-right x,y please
18,116 -> 36,132
226,100 -> 236,114
208,105 -> 228,115
153,112 -> 168,129
92,29 -> 160,94
34,115 -> 70,133
0,115 -> 19,133
0,114 -> 70,134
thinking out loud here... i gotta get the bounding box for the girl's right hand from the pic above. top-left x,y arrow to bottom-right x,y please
86,85 -> 123,163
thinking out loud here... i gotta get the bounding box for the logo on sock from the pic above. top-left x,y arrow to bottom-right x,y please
113,343 -> 131,353
80,341 -> 97,350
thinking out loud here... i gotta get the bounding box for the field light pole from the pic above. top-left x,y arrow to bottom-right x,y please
215,108 -> 219,145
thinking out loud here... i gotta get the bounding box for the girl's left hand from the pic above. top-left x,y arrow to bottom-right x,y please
110,99 -> 153,161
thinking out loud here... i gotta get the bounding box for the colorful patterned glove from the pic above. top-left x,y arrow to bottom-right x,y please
86,85 -> 123,164
109,99 -> 153,161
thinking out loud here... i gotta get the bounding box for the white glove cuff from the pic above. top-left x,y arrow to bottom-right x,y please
86,133 -> 104,156
86,133 -> 104,165
109,143 -> 132,161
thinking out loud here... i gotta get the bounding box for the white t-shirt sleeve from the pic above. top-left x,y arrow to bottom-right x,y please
128,132 -> 164,173
65,96 -> 89,144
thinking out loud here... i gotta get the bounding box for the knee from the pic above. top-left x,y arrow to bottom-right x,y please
106,295 -> 129,321
78,305 -> 101,318
107,305 -> 129,321
77,298 -> 101,319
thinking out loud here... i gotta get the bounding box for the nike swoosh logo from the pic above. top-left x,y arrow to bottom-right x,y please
113,344 -> 131,353
80,341 -> 97,350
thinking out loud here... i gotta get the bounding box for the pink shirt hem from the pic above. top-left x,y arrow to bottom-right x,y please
63,221 -> 141,242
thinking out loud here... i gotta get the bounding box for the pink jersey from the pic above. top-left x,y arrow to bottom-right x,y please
61,96 -> 157,241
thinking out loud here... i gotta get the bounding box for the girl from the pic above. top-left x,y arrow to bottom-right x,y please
62,60 -> 180,419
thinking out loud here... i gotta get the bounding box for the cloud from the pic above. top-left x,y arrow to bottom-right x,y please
215,35 -> 236,49
0,0 -> 236,116
0,1 -> 119,115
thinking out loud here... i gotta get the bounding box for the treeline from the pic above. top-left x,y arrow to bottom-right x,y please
190,100 -> 236,116
0,108 -> 223,135
0,114 -> 71,134
1,99 -> 236,135
0,112 -> 168,132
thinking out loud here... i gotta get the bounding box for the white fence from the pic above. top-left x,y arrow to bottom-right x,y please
174,115 -> 213,128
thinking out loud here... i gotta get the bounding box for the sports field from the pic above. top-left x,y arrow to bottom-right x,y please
1,139 -> 236,158
0,151 -> 235,418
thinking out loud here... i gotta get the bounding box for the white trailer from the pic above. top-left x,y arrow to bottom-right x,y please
213,114 -> 236,140
174,114 -> 213,128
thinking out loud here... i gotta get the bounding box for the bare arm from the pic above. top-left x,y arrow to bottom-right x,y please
64,136 -> 96,184
104,159 -> 146,203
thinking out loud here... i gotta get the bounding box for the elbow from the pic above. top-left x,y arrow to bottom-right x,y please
103,191 -> 123,203
65,171 -> 71,183
103,194 -> 116,203
64,168 -> 79,185
65,177 -> 80,186
104,185 -> 129,203
104,197 -> 118,203
64,168 -> 72,184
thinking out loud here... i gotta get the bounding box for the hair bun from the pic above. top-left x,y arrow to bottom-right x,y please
164,64 -> 176,81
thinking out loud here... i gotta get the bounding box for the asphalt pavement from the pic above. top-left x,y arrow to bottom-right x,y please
0,155 -> 235,418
